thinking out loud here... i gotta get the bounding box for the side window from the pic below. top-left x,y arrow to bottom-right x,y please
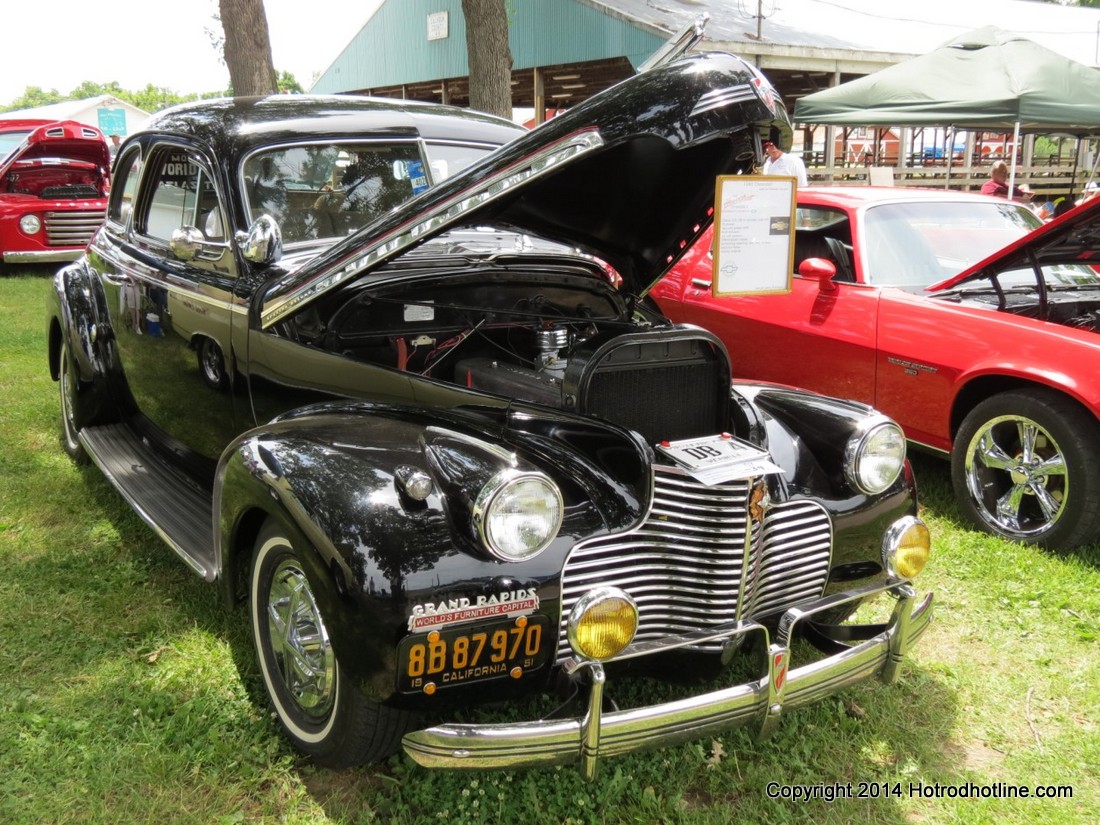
141,148 -> 224,245
107,148 -> 142,226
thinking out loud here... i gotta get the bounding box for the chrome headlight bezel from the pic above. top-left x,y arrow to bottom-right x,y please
19,214 -> 42,235
844,417 -> 906,495
473,469 -> 563,562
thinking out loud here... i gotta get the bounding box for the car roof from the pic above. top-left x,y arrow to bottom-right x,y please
797,185 -> 1011,209
134,95 -> 525,162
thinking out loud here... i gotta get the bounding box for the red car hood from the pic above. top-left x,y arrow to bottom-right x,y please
0,119 -> 110,176
927,194 -> 1100,291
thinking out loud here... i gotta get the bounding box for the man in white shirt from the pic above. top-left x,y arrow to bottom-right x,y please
762,140 -> 807,186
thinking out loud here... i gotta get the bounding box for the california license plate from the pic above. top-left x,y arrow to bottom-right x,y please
397,614 -> 552,693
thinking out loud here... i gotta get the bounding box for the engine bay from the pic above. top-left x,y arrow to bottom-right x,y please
282,263 -> 730,443
291,265 -> 634,381
935,285 -> 1100,331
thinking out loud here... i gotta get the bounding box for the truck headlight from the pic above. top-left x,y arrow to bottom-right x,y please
19,214 -> 42,235
845,418 -> 906,494
883,516 -> 930,579
474,469 -> 562,561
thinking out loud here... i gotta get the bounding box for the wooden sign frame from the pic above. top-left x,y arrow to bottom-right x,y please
711,175 -> 796,296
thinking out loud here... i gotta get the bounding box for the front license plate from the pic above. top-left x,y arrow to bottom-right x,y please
656,434 -> 782,484
397,614 -> 553,694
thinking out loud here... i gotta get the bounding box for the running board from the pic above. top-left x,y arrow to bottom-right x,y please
80,423 -> 217,581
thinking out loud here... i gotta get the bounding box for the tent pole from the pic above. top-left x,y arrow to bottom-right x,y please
1008,121 -> 1021,195
945,126 -> 954,189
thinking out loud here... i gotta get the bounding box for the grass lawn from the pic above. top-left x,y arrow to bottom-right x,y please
2,268 -> 1097,824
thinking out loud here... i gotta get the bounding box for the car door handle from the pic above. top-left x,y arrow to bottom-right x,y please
691,278 -> 713,289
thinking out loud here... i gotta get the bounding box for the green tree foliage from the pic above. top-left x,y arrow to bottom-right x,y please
277,71 -> 303,94
3,86 -> 66,111
1,71 -> 302,115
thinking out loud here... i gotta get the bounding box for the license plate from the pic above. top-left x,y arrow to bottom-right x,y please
397,614 -> 552,693
656,434 -> 782,484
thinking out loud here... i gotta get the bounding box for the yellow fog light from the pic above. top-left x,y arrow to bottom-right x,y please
567,587 -> 638,662
883,516 -> 930,580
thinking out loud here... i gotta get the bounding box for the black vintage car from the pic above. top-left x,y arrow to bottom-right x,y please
46,52 -> 932,780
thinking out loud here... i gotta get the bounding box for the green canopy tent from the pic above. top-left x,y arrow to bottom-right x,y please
793,26 -> 1100,194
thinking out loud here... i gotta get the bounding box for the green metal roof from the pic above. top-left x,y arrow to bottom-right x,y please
311,0 -> 665,95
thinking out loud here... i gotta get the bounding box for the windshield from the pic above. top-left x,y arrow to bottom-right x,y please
862,201 -> 1042,287
242,141 -> 429,244
422,141 -> 502,182
241,139 -> 505,245
0,129 -> 32,163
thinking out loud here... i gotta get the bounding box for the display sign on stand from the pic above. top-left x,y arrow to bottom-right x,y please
712,175 -> 796,296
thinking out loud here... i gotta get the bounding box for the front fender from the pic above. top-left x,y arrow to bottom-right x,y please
733,381 -> 918,575
46,259 -> 121,427
214,403 -> 651,703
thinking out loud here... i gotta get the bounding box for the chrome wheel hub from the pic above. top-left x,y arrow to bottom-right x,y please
266,558 -> 336,719
965,415 -> 1067,537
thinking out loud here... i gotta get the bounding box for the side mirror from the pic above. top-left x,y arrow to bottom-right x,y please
169,226 -> 204,261
235,214 -> 283,266
798,257 -> 838,293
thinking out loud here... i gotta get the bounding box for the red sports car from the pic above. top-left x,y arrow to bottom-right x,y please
651,186 -> 1100,550
0,119 -> 110,265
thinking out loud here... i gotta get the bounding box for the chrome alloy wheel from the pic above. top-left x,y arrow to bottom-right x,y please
963,413 -> 1067,538
265,558 -> 337,720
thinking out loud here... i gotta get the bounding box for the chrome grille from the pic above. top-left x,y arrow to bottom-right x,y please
741,500 -> 833,618
44,209 -> 105,247
557,466 -> 832,662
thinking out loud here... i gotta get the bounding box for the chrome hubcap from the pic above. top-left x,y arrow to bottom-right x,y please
201,341 -> 222,383
965,414 -> 1067,538
59,348 -> 79,448
266,558 -> 336,719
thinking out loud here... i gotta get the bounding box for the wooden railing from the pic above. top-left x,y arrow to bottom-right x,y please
803,159 -> 1091,203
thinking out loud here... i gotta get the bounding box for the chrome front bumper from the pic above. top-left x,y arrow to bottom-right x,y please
3,249 -> 83,264
403,580 -> 932,779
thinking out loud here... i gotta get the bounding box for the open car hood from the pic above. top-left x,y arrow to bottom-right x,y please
928,194 -> 1100,291
0,120 -> 110,176
261,51 -> 791,328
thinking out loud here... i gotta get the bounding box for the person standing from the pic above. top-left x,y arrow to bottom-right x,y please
762,139 -> 807,186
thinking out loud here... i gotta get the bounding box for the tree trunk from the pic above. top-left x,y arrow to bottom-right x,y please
219,0 -> 278,97
461,0 -> 513,118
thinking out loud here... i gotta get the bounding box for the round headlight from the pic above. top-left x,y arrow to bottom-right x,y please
568,587 -> 638,661
845,419 -> 906,494
883,516 -> 930,579
474,470 -> 562,561
19,214 -> 42,235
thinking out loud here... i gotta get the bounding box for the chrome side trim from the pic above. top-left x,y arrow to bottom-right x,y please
260,130 -> 606,329
689,85 -> 761,118
403,578 -> 932,778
